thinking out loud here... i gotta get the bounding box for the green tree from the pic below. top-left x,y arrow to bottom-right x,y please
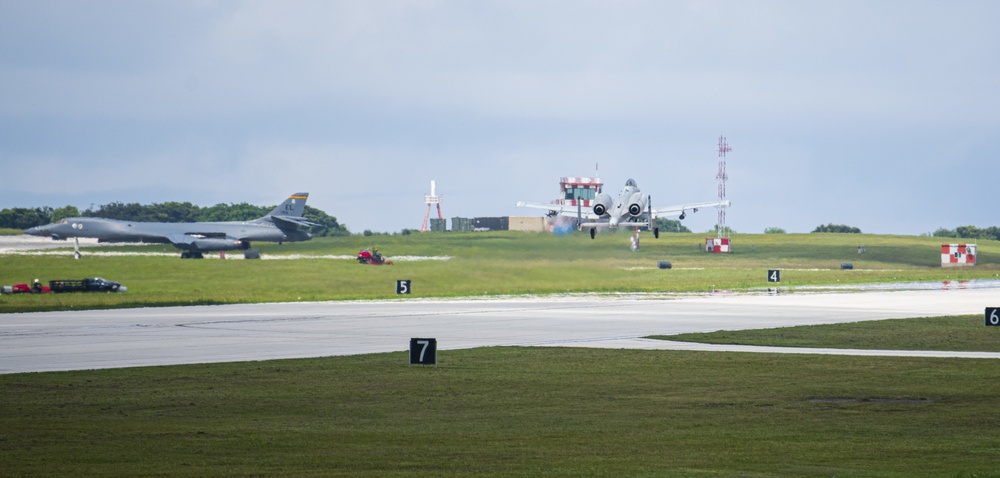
811,223 -> 861,234
303,206 -> 350,237
148,202 -> 200,222
51,206 -> 80,222
198,203 -> 270,222
710,224 -> 736,235
88,202 -> 146,220
987,227 -> 1000,241
955,225 -> 984,239
654,218 -> 691,233
0,207 -> 51,229
764,227 -> 786,234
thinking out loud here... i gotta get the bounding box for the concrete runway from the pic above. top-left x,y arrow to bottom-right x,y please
2,288 -> 999,374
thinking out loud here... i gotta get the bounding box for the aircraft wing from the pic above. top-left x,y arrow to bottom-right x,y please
651,200 -> 731,217
271,215 -> 319,228
514,201 -> 599,220
166,233 -> 197,247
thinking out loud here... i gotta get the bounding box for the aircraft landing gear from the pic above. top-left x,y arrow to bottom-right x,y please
654,227 -> 660,239
590,228 -> 596,239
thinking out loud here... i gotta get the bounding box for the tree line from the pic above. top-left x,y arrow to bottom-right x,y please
930,226 -> 1000,241
811,223 -> 862,234
0,201 -> 350,237
808,223 -> 1000,239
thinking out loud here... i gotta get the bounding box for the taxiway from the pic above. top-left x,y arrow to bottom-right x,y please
2,288 -> 998,374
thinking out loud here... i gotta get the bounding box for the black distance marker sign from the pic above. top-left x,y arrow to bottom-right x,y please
396,280 -> 411,295
986,308 -> 1000,327
409,338 -> 437,365
767,270 -> 781,283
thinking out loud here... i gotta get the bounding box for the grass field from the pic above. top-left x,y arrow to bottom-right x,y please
657,314 -> 1000,352
3,231 -> 1000,476
2,333 -> 999,476
2,231 -> 998,313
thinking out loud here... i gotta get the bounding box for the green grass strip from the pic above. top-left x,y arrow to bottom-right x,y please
655,315 -> 1000,352
2,347 -> 999,476
3,232 -> 999,314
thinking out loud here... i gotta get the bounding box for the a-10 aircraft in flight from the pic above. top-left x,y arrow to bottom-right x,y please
517,179 -> 730,239
25,193 -> 316,259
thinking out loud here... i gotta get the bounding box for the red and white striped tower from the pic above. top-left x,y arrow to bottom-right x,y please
420,180 -> 443,232
716,136 -> 731,239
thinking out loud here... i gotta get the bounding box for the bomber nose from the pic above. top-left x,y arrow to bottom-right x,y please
24,225 -> 47,236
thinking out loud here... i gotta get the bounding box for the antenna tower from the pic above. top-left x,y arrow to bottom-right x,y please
716,136 -> 731,239
421,180 -> 444,232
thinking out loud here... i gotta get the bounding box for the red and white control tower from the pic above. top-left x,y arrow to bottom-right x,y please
553,177 -> 603,207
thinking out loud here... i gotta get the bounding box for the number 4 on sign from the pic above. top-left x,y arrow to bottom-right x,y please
986,308 -> 1000,327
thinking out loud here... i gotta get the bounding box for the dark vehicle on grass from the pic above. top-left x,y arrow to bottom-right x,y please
49,277 -> 127,293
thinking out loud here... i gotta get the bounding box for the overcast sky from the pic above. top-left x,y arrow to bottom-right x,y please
1,1 -> 997,234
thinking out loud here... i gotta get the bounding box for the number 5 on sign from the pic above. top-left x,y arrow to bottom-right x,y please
986,308 -> 1000,327
396,280 -> 411,295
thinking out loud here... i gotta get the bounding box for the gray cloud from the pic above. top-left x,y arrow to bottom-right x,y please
2,1 -> 997,235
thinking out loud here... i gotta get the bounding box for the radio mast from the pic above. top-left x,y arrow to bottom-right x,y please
716,136 -> 731,239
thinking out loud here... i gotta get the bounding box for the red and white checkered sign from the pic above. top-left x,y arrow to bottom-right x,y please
705,237 -> 730,253
941,244 -> 976,266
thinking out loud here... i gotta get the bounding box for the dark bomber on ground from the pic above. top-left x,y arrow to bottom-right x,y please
25,193 -> 315,259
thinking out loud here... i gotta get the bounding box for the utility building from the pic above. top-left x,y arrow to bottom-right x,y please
942,244 -> 976,267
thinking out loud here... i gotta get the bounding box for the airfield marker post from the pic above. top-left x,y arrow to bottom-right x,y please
409,338 -> 437,367
986,308 -> 1000,327
396,280 -> 412,295
767,269 -> 780,295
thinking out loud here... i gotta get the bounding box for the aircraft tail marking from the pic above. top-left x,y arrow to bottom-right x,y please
259,192 -> 318,228
261,192 -> 309,219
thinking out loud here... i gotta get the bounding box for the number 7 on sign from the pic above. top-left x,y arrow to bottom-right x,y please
409,337 -> 437,365
416,340 -> 430,362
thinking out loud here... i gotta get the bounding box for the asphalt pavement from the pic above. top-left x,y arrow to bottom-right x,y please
2,288 -> 998,374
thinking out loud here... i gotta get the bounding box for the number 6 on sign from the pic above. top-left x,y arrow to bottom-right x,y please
986,308 -> 1000,327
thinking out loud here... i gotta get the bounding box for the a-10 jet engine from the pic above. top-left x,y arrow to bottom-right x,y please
627,192 -> 647,217
592,193 -> 613,217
